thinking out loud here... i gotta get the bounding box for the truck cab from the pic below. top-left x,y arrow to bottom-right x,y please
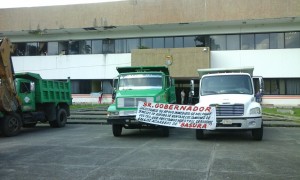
194,67 -> 264,140
107,66 -> 176,137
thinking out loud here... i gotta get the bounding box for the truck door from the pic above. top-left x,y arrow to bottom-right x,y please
17,79 -> 36,111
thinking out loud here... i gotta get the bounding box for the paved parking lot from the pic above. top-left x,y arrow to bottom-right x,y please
1,124 -> 300,180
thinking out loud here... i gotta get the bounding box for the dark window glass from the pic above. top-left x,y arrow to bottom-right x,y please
38,42 -> 48,55
165,37 -> 174,48
12,43 -> 26,56
92,40 -> 102,54
103,39 -> 115,53
255,33 -> 269,49
69,41 -> 80,54
20,82 -> 31,93
286,78 -> 300,95
71,80 -> 91,94
184,36 -> 196,47
270,33 -> 284,49
126,38 -> 139,53
47,42 -> 58,55
210,35 -> 226,50
141,38 -> 153,49
174,37 -> 183,48
285,32 -> 300,48
115,39 -> 126,53
153,37 -> 164,48
241,34 -> 254,50
194,36 -> 206,47
79,40 -> 92,54
26,42 -> 38,56
227,34 -> 240,50
58,41 -> 68,55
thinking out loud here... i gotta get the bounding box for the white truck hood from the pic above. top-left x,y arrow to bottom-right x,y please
196,94 -> 255,106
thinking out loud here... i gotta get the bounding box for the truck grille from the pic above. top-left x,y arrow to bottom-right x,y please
117,97 -> 153,108
210,104 -> 244,116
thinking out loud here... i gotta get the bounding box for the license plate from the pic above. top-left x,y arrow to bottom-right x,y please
222,120 -> 232,124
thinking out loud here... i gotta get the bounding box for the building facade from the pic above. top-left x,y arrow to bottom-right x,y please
0,0 -> 300,106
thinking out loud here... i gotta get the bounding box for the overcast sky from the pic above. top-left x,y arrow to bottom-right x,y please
0,0 -> 123,9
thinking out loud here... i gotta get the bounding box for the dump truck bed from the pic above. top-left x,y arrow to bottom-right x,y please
15,72 -> 72,104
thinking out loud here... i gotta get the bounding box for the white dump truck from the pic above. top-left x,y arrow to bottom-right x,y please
193,67 -> 264,140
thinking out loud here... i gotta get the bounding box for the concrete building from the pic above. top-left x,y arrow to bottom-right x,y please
0,0 -> 300,106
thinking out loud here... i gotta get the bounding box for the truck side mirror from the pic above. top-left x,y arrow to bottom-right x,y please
190,80 -> 195,93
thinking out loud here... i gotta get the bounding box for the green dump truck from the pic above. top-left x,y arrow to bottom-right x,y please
107,66 -> 176,137
0,72 -> 72,136
0,37 -> 72,137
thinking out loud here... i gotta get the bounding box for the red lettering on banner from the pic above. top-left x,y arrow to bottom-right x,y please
205,107 -> 211,112
168,105 -> 173,110
174,105 -> 179,110
186,106 -> 192,111
180,106 -> 187,111
164,104 -> 168,109
199,107 -> 204,111
193,106 -> 198,111
179,122 -> 208,129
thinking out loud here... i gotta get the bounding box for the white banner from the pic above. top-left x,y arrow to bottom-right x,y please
136,102 -> 216,129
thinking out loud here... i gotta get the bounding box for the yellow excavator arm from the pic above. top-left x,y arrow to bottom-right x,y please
0,37 -> 20,112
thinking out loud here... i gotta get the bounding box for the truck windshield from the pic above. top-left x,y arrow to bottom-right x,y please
201,75 -> 253,95
119,74 -> 163,90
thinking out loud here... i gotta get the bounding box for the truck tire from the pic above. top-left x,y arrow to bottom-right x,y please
252,126 -> 263,141
196,129 -> 205,140
161,126 -> 169,137
1,113 -> 22,137
49,108 -> 67,128
112,124 -> 122,137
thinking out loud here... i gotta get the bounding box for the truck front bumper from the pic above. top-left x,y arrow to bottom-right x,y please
216,117 -> 262,129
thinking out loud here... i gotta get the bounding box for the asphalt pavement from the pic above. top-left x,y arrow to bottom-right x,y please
68,107 -> 300,127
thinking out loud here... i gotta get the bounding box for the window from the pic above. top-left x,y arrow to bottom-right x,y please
12,43 -> 26,56
79,40 -> 92,54
115,39 -> 126,53
270,33 -> 284,49
153,37 -> 164,48
58,41 -> 68,55
264,79 -> 279,95
286,79 -> 300,95
174,37 -> 183,48
26,42 -> 38,56
126,38 -> 139,53
38,42 -> 48,55
141,38 -> 153,49
71,80 -> 91,94
165,37 -> 174,48
184,36 -> 196,48
285,32 -> 300,48
227,35 -> 240,50
210,35 -> 226,50
92,40 -> 102,54
69,41 -> 80,54
241,34 -> 254,50
20,82 -> 31,93
255,33 -> 269,49
103,39 -> 115,53
47,42 -> 58,55
194,36 -> 206,47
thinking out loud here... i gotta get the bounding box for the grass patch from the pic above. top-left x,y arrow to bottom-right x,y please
70,103 -> 110,110
263,107 -> 300,118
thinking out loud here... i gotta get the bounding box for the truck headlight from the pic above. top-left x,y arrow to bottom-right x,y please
250,107 -> 261,115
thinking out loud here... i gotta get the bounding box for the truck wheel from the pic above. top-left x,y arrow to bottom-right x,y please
161,126 -> 169,137
1,113 -> 22,137
196,129 -> 205,140
49,108 -> 67,128
252,126 -> 263,141
112,124 -> 122,137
